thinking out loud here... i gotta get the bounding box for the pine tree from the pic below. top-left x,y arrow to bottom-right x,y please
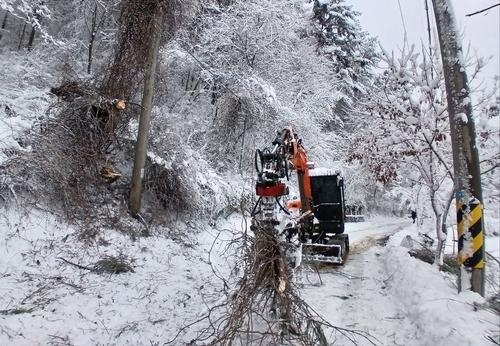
312,0 -> 377,92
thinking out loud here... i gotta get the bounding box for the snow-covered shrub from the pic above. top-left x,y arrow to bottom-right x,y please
174,0 -> 361,171
144,159 -> 194,214
1,83 -> 140,233
0,49 -> 55,206
147,109 -> 251,219
205,80 -> 282,172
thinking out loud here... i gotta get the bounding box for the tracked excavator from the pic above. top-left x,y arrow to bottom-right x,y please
252,128 -> 349,264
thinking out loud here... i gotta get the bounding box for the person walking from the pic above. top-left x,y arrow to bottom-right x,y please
411,210 -> 417,224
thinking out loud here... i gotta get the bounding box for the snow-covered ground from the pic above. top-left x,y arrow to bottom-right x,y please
1,210 -> 498,345
303,218 -> 499,345
0,208 -> 230,345
0,51 -> 53,165
0,4 -> 498,345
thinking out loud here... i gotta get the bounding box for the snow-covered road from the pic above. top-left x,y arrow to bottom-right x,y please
302,217 -> 498,346
345,217 -> 408,253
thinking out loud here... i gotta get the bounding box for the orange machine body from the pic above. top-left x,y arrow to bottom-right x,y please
283,128 -> 312,213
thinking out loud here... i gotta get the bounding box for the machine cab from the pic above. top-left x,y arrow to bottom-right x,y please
309,169 -> 346,234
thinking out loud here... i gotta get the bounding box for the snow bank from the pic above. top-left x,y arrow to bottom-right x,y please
303,219 -> 497,346
383,230 -> 497,346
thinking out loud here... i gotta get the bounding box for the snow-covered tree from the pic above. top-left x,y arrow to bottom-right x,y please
475,77 -> 500,219
349,45 -> 454,266
160,0 -> 356,172
349,42 -> 499,267
0,0 -> 49,19
0,0 -> 52,48
311,0 -> 377,93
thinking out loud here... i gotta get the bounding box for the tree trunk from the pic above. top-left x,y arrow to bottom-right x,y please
238,100 -> 247,173
436,189 -> 454,265
99,0 -> 164,100
18,21 -> 26,50
430,188 -> 444,266
27,25 -> 36,50
128,4 -> 164,216
0,11 -> 8,41
428,136 -> 445,268
87,2 -> 99,74
432,0 -> 485,296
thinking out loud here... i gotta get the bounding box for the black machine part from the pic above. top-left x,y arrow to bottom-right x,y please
309,173 -> 346,236
302,234 -> 349,264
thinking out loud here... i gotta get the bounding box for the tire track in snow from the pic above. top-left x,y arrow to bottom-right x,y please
301,220 -> 412,345
348,221 -> 408,254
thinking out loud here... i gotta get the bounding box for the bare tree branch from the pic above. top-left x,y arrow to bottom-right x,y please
481,162 -> 500,175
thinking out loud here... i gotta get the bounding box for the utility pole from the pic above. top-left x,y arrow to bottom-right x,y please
128,4 -> 164,217
431,0 -> 485,296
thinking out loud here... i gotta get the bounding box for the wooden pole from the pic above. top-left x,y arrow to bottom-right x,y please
431,0 -> 485,296
128,4 -> 163,216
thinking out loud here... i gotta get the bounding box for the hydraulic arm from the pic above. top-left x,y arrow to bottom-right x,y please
252,128 -> 349,264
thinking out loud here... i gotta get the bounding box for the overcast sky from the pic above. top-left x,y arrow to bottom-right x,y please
349,0 -> 500,90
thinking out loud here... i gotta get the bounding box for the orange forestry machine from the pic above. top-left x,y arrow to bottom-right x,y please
252,128 -> 349,264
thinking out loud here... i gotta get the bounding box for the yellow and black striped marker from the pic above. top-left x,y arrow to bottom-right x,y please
457,196 -> 484,269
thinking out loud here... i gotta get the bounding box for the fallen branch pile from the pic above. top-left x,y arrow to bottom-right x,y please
172,222 -> 376,345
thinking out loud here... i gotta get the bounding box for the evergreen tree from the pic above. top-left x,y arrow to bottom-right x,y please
312,0 -> 377,93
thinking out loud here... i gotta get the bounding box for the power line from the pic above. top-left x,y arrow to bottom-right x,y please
466,3 -> 500,17
424,0 -> 433,55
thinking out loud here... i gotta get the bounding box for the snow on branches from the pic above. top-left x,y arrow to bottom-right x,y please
349,44 -> 452,186
311,0 -> 378,94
